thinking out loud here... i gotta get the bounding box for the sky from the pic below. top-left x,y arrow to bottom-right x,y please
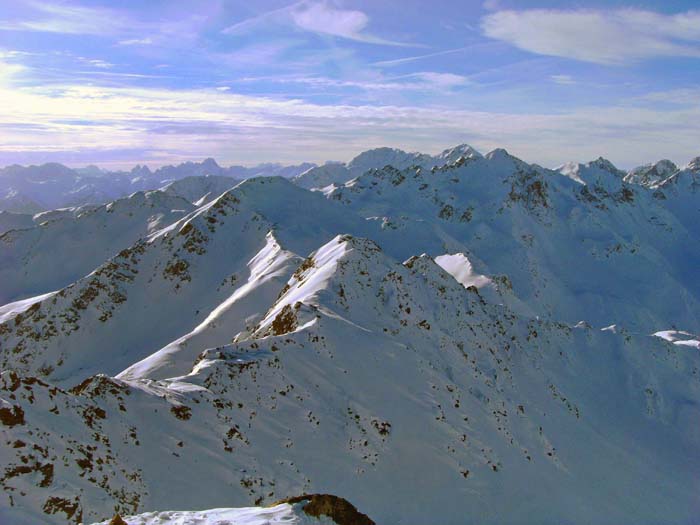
0,0 -> 699,169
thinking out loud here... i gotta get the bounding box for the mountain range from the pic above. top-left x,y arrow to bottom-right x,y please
0,144 -> 698,524
0,159 -> 316,214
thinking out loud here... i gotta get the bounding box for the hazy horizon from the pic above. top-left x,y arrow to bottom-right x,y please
1,143 -> 699,173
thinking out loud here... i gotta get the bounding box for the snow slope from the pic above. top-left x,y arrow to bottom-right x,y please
92,504 -> 320,525
90,495 -> 374,525
1,234 -> 698,525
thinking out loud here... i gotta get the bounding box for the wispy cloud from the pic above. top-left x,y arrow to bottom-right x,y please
374,47 -> 470,67
117,37 -> 153,46
0,60 -> 26,87
77,57 -> 114,69
0,1 -> 207,47
1,82 -> 699,168
482,8 -> 700,64
0,1 -> 132,35
550,74 -> 576,85
638,88 -> 700,106
233,70 -> 469,93
223,1 -> 419,47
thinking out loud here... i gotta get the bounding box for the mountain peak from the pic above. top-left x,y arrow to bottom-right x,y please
440,143 -> 482,157
625,159 -> 678,186
201,157 -> 220,169
435,144 -> 483,167
590,157 -> 622,175
485,147 -> 510,160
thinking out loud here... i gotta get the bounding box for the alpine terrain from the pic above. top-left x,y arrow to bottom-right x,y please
0,144 -> 698,525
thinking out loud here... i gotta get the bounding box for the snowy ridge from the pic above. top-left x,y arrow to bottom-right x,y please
0,177 -> 375,384
90,495 -> 375,525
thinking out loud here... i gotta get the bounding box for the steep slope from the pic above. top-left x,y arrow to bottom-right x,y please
118,232 -> 303,381
0,191 -> 195,304
1,235 -> 698,525
292,163 -> 352,190
326,150 -> 700,331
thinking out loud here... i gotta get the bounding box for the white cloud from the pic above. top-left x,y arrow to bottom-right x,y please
0,61 -> 26,86
406,72 -> 470,88
482,8 -> 700,64
223,1 -> 417,47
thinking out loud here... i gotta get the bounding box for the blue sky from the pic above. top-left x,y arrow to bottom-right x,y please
0,0 -> 699,169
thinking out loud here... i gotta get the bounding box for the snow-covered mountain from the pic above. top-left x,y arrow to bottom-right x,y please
624,159 -> 678,187
1,233 -> 698,524
0,160 -> 315,213
292,144 -> 481,189
326,149 -> 700,331
159,175 -> 242,206
1,144 -> 699,525
0,190 -> 194,304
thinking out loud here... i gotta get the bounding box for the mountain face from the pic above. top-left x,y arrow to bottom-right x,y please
1,144 -> 699,525
0,160 -> 315,213
0,211 -> 34,236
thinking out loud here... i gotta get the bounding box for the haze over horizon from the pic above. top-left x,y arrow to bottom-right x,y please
1,0 -> 700,169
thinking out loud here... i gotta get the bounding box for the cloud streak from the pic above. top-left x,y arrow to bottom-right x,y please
482,8 -> 700,64
223,1 -> 419,47
0,1 -> 132,35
